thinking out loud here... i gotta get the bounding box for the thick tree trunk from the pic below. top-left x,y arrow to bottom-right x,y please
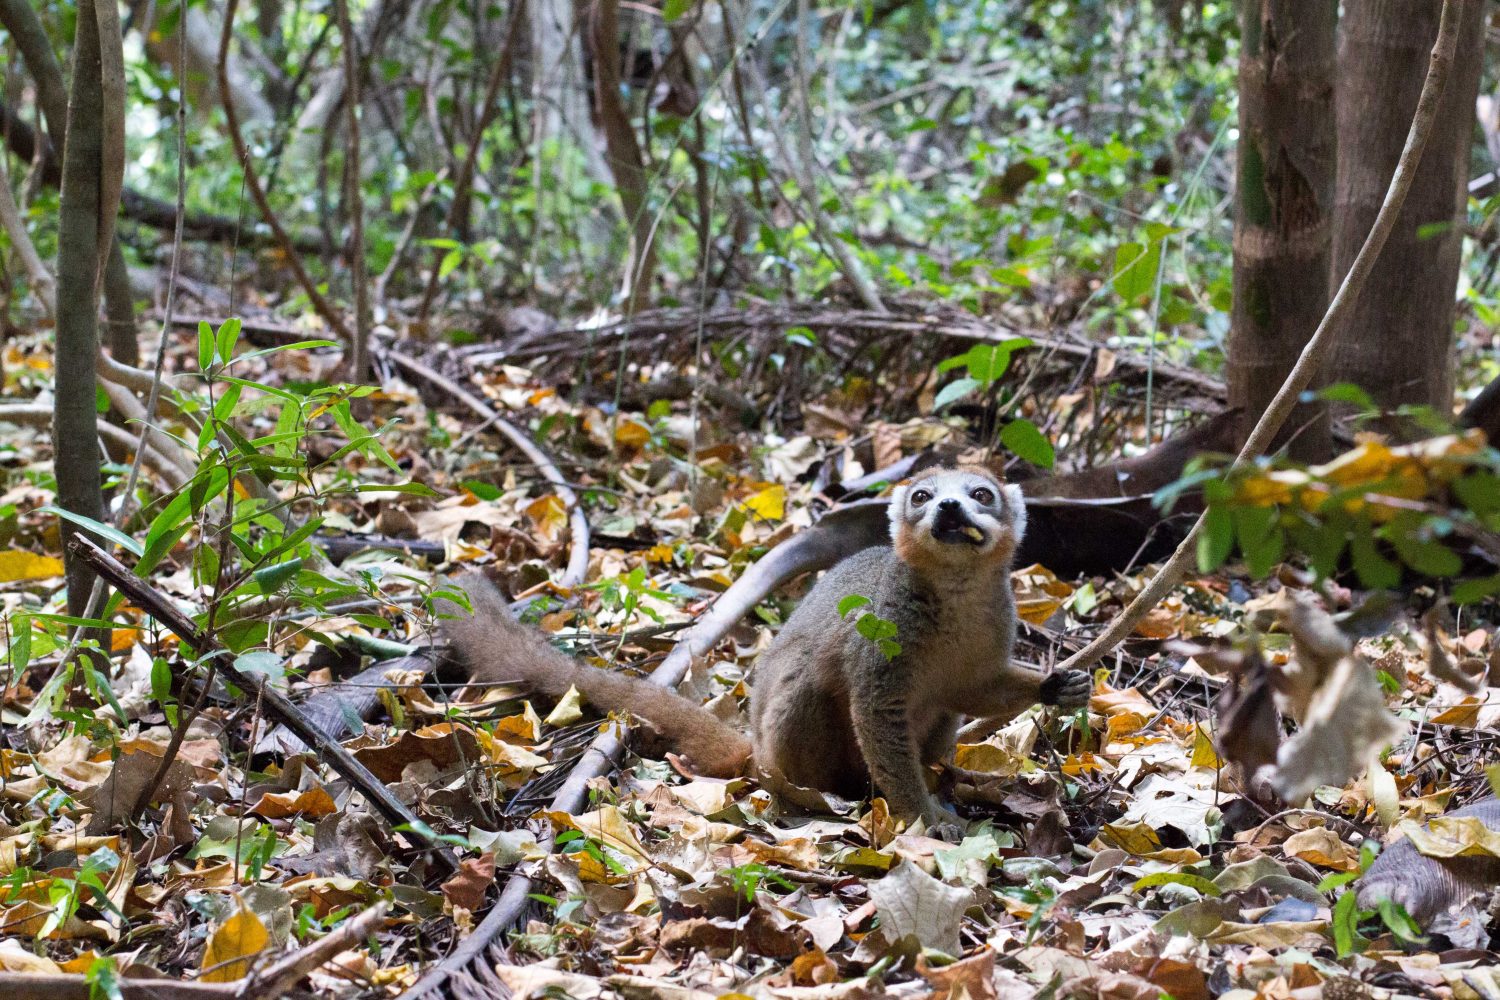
1228,0 -> 1337,461
55,0 -> 109,615
1326,0 -> 1484,416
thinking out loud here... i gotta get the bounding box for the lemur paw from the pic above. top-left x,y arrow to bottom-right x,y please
1040,669 -> 1092,710
920,805 -> 968,843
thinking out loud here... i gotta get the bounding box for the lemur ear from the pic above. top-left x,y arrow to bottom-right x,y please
1002,483 -> 1027,537
887,481 -> 910,538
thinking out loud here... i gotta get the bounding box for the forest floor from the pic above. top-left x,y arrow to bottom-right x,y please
1,302 -> 1498,1000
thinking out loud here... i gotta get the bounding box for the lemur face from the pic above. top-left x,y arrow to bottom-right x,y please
889,466 -> 1026,563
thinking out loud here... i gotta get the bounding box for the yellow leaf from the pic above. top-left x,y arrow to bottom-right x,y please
742,485 -> 785,521
614,419 -> 652,448
1400,815 -> 1500,859
493,701 -> 544,742
953,741 -> 1030,777
1061,751 -> 1105,776
524,494 -> 568,541
0,550 -> 65,582
834,847 -> 895,872
248,786 -> 337,819
1100,821 -> 1162,856
200,903 -> 269,982
1190,723 -> 1223,769
543,686 -> 584,727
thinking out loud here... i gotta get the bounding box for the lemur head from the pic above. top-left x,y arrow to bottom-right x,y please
889,466 -> 1026,570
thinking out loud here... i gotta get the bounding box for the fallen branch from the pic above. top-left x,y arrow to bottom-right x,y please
0,974 -> 231,1000
1047,0 -> 1463,680
400,497 -> 894,1000
238,901 -> 389,1000
0,406 -> 188,488
66,534 -> 456,874
460,304 -> 1225,401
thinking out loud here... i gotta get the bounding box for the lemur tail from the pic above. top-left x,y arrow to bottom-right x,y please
438,573 -> 752,778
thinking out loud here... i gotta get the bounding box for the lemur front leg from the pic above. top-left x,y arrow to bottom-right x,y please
847,651 -> 962,837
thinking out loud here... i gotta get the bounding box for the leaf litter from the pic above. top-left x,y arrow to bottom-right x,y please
0,330 -> 1497,998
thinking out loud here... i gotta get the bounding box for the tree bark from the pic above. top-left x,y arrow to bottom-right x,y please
54,0 -> 109,614
1228,0 -> 1336,460
1326,0 -> 1485,415
0,0 -> 138,365
589,0 -> 657,313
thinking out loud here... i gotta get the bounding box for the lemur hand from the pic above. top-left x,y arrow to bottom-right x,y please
1039,669 -> 1091,711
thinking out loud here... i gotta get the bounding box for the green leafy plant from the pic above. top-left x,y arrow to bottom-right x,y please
1161,425 -> 1499,598
838,594 -> 901,661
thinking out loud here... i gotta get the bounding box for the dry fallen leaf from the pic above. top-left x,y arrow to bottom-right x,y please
867,859 -> 971,957
200,902 -> 270,982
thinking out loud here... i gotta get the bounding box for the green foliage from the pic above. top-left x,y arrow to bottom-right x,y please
839,594 -> 901,661
1169,430 -> 1500,598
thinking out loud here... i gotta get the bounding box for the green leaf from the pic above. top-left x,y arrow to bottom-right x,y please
1350,530 -> 1400,590
355,481 -> 440,496
1453,574 -> 1500,604
1375,898 -> 1427,946
1316,870 -> 1360,893
855,613 -> 898,642
1316,383 -> 1377,412
1112,240 -> 1160,304
150,657 -> 172,707
662,0 -> 692,20
1130,872 -> 1221,897
933,377 -> 980,410
215,318 -> 242,364
461,480 -> 502,501
1389,533 -> 1461,578
439,248 -> 463,280
1331,890 -> 1367,957
1287,514 -> 1348,580
86,955 -> 124,1000
936,339 -> 1033,384
838,594 -> 872,618
1454,472 -> 1500,517
999,419 -> 1055,468
37,506 -> 143,557
254,558 -> 303,594
197,320 -> 215,370
1197,504 -> 1234,573
234,651 -> 284,684
1233,505 -> 1283,578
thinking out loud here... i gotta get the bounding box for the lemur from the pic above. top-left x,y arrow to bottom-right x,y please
440,466 -> 1091,830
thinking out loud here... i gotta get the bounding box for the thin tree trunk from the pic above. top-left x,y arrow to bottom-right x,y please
589,0 -> 657,313
55,0 -> 109,615
1228,0 -> 1336,461
1326,0 -> 1484,415
334,0 -> 371,383
0,0 -> 138,365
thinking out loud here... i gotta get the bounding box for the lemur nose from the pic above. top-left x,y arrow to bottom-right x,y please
937,498 -> 960,512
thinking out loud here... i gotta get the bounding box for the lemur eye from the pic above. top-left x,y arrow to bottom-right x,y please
911,489 -> 933,505
971,487 -> 995,504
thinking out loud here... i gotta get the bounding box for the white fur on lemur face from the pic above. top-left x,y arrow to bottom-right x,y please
888,467 -> 1027,560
